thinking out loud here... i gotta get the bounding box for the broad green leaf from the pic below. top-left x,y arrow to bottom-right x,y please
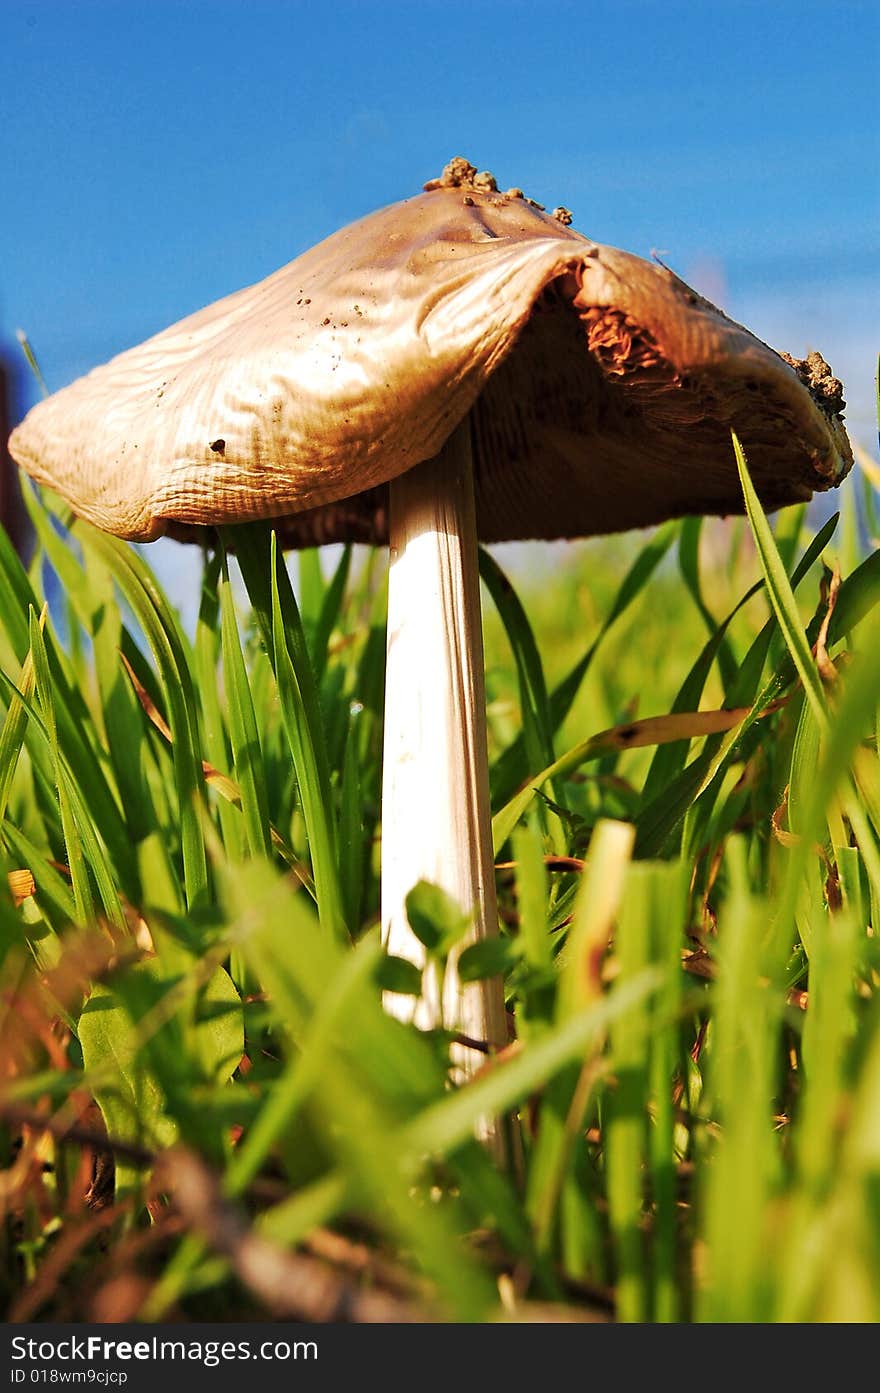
404,879 -> 471,955
458,935 -> 517,983
79,960 -> 243,1195
376,954 -> 423,997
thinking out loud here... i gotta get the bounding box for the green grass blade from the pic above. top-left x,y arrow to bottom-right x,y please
27,609 -> 94,925
0,634 -> 39,831
490,520 -> 679,806
24,611 -> 130,930
493,709 -> 745,854
76,525 -> 209,910
0,518 -> 39,657
338,707 -> 365,935
606,862 -> 652,1321
776,610 -> 880,941
511,813 -> 552,974
697,845 -> 785,1321
678,517 -> 737,689
480,547 -> 555,776
266,533 -> 344,936
409,969 -> 663,1159
734,433 -> 827,730
218,553 -> 272,860
312,544 -> 352,682
194,553 -> 243,862
645,859 -> 686,1322
640,580 -> 761,811
2,822 -> 78,924
637,511 -> 841,859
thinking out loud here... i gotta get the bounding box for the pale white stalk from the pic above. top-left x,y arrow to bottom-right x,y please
381,418 -> 507,1071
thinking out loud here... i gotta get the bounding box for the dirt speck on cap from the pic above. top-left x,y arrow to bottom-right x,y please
423,156 -> 561,218
423,156 -> 478,190
472,170 -> 498,193
781,350 -> 846,417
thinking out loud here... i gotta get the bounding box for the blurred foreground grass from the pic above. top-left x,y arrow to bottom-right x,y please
2,438 -> 880,1322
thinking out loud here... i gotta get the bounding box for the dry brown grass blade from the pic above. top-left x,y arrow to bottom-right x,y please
815,560 -> 841,687
496,855 -> 586,874
121,651 -> 235,795
119,652 -> 173,743
772,786 -> 800,847
682,948 -> 715,980
771,784 -> 829,859
600,706 -> 753,752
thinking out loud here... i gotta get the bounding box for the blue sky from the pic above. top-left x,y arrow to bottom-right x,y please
1,0 -> 877,593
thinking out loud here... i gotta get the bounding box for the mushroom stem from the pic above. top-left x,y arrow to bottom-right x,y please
381,417 -> 508,1069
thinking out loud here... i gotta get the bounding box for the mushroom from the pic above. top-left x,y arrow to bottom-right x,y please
8,158 -> 852,1082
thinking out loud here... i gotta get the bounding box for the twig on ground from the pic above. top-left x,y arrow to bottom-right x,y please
157,1147 -> 432,1322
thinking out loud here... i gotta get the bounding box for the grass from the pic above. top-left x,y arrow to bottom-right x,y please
2,433 -> 880,1322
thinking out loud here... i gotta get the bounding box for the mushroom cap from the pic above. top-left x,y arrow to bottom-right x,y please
9,181 -> 851,546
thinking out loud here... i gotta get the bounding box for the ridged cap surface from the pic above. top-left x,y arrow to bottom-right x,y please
9,178 -> 852,545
